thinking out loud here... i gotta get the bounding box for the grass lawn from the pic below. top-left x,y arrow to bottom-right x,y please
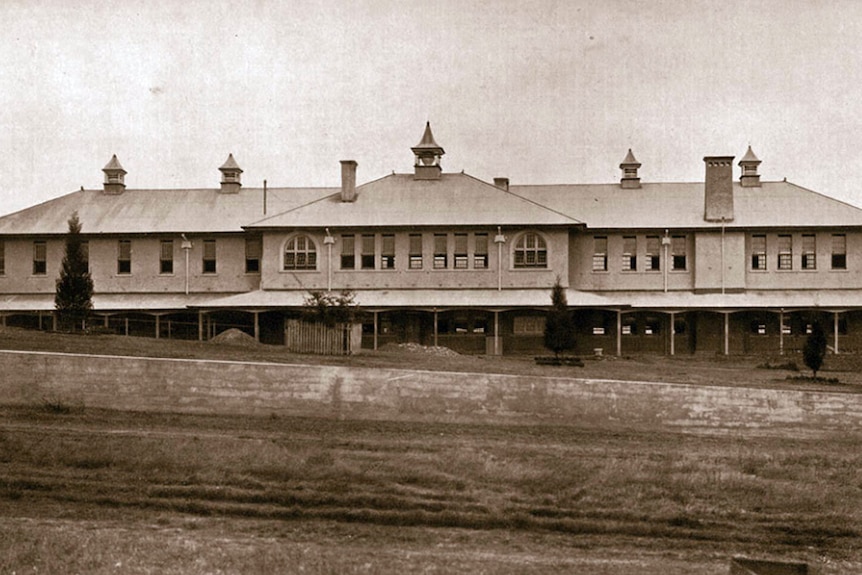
1,326 -> 862,573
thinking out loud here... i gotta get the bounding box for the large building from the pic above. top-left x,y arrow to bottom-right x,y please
2,123 -> 862,356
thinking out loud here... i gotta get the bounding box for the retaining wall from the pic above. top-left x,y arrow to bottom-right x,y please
2,349 -> 862,432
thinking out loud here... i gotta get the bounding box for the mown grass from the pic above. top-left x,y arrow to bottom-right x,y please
2,407 -> 861,561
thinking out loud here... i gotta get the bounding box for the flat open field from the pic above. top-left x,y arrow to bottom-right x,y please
2,327 -> 862,573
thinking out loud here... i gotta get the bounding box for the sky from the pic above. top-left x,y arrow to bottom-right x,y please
1,0 -> 862,216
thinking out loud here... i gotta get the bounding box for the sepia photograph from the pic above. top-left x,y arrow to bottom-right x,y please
1,1 -> 861,573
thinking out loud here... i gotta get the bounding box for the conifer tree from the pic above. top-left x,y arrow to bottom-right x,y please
55,212 -> 94,331
544,279 -> 576,358
803,321 -> 827,378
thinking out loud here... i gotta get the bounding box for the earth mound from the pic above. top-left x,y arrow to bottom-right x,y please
210,328 -> 260,347
379,342 -> 460,357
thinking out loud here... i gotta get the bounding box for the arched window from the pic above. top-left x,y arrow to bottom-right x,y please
514,232 -> 547,268
284,235 -> 317,270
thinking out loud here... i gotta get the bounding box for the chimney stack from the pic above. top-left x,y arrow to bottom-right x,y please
703,156 -> 734,222
340,160 -> 358,202
102,154 -> 127,194
494,177 -> 509,191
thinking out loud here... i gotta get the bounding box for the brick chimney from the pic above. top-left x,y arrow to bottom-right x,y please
494,177 -> 509,191
102,154 -> 126,195
219,154 -> 242,194
340,160 -> 357,202
703,156 -> 734,222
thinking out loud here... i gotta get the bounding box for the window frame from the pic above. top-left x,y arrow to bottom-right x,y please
751,234 -> 767,271
408,233 -> 423,270
160,239 -> 174,275
454,233 -> 469,269
777,234 -> 793,270
340,234 -> 355,270
645,236 -> 660,271
381,234 -> 395,270
621,236 -> 637,272
245,236 -> 262,274
831,233 -> 847,270
283,235 -> 317,271
801,234 -> 816,270
361,234 -> 375,270
433,233 -> 448,269
473,233 -> 489,269
671,235 -> 687,271
117,239 -> 132,275
513,232 -> 548,269
592,236 -> 608,272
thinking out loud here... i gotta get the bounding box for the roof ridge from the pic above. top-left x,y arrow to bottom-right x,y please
459,172 -> 584,224
243,191 -> 340,227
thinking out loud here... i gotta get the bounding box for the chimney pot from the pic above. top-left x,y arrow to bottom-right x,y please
340,160 -> 358,202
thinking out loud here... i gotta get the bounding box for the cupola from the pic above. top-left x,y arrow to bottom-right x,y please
738,145 -> 761,187
102,154 -> 127,194
619,149 -> 641,189
411,122 -> 445,180
219,153 -> 243,193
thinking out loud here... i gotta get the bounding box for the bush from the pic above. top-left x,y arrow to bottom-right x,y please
803,322 -> 827,377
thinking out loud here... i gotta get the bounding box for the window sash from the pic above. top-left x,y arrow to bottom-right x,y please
777,235 -> 792,270
832,234 -> 847,269
802,235 -> 816,269
341,235 -> 355,269
433,234 -> 447,269
592,236 -> 607,271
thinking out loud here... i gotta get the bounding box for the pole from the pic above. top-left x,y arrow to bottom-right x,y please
494,310 -> 500,356
723,312 -> 729,356
616,310 -> 622,356
373,311 -> 378,351
834,312 -> 840,355
720,219 -> 726,295
779,309 -> 784,356
254,311 -> 260,342
494,227 -> 505,291
669,311 -> 675,356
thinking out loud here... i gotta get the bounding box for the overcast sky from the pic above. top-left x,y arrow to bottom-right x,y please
1,0 -> 861,216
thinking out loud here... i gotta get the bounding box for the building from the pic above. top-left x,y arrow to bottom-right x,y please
2,123 -> 862,355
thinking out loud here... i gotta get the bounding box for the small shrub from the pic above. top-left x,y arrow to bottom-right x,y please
40,396 -> 74,415
757,360 -> 799,371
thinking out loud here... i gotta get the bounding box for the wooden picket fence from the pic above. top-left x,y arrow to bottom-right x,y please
285,320 -> 362,355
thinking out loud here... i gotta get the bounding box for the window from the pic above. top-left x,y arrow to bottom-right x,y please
341,235 -> 355,269
624,167 -> 637,178
409,233 -> 423,269
361,234 -> 375,269
513,316 -> 545,334
802,234 -> 816,270
117,240 -> 131,275
646,236 -> 660,271
671,235 -> 686,271
832,234 -> 847,270
284,235 -> 316,271
160,240 -> 173,274
474,233 -> 488,269
434,234 -> 448,269
0,240 -> 4,275
592,327 -> 606,335
592,236 -> 608,271
245,237 -> 261,273
778,235 -> 792,270
751,235 -> 766,270
454,233 -> 468,269
622,236 -> 637,271
381,234 -> 395,269
202,239 -> 217,274
33,241 -> 47,275
514,232 -> 547,268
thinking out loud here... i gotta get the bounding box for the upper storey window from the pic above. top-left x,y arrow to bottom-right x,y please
671,235 -> 687,271
802,234 -> 816,270
778,235 -> 793,270
284,235 -> 317,271
751,235 -> 767,270
514,232 -> 547,268
592,236 -> 608,272
832,234 -> 847,270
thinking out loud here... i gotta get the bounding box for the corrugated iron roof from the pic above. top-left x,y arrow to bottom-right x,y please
0,187 -> 333,235
3,176 -> 862,236
514,180 -> 862,229
246,172 -> 583,229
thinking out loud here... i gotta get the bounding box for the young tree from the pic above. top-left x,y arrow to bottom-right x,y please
302,290 -> 359,326
54,212 -> 94,331
544,279 -> 576,358
803,321 -> 827,378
